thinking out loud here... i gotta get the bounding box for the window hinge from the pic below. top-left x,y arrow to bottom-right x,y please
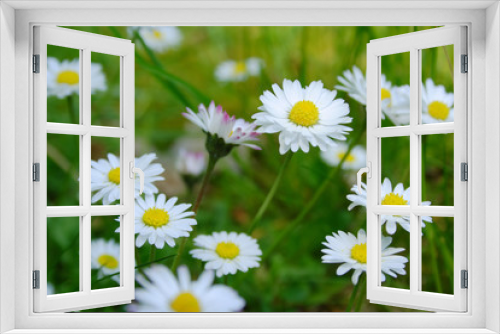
461,270 -> 468,289
33,54 -> 40,73
33,270 -> 40,289
461,162 -> 468,181
461,54 -> 468,73
33,163 -> 40,182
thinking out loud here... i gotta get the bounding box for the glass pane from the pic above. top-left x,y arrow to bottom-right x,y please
421,216 -> 454,295
381,136 -> 410,209
421,45 -> 454,124
91,137 -> 121,205
380,52 -> 410,127
91,52 -> 120,127
91,216 -> 121,289
47,134 -> 80,206
47,217 -> 80,294
380,216 -> 410,289
47,45 -> 80,124
422,134 -> 454,206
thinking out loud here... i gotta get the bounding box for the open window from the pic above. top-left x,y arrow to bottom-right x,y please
33,26 -> 137,312
365,26 -> 467,312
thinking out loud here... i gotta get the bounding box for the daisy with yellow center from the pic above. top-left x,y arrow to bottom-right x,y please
190,231 -> 262,277
335,66 -> 411,126
47,57 -> 106,99
215,58 -> 264,82
421,78 -> 454,123
320,143 -> 366,171
321,229 -> 408,285
131,265 -> 245,312
128,26 -> 182,53
135,193 -> 196,249
253,79 -> 352,154
91,239 -> 121,283
91,153 -> 165,205
347,178 -> 433,234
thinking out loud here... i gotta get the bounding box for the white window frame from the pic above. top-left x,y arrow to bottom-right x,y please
366,26 -> 467,312
33,26 -> 136,312
0,1 -> 498,333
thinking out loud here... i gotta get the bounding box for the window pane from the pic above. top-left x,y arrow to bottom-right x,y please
91,137 -> 121,205
91,52 -> 120,127
421,216 -> 454,295
47,217 -> 81,294
380,52 -> 410,127
91,216 -> 121,290
379,215 -> 410,289
381,136 -> 410,206
47,134 -> 80,206
422,134 -> 454,206
47,45 -> 80,124
421,45 -> 454,124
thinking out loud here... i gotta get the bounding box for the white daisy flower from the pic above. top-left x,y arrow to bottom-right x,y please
421,78 -> 454,124
91,239 -> 120,283
335,66 -> 410,126
134,194 -> 196,249
347,178 -> 433,234
132,265 -> 245,312
47,57 -> 107,99
128,26 -> 182,53
91,153 -> 165,205
320,143 -> 366,170
321,229 -> 408,285
252,79 -> 352,154
215,58 -> 264,82
183,101 -> 261,150
175,149 -> 207,177
190,231 -> 262,277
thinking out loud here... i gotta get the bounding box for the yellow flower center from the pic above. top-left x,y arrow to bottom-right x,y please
289,100 -> 319,127
142,208 -> 170,228
337,152 -> 355,163
427,101 -> 450,121
215,242 -> 240,260
152,30 -> 162,39
381,88 -> 391,101
381,192 -> 408,206
171,292 -> 201,312
234,61 -> 247,74
97,254 -> 119,269
108,167 -> 121,185
56,70 -> 79,85
351,243 -> 367,263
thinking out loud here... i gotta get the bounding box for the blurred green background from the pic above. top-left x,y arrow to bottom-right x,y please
45,26 -> 455,312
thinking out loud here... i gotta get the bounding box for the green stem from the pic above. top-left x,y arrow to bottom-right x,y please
171,155 -> 219,272
354,275 -> 367,312
149,245 -> 157,263
262,126 -> 366,262
66,95 -> 77,124
96,254 -> 175,282
427,224 -> 443,293
133,32 -> 193,109
346,276 -> 362,312
247,152 -> 293,234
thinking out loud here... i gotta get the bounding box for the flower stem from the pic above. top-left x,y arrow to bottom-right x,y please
354,274 -> 367,312
66,94 -> 77,124
171,154 -> 218,272
262,127 -> 366,262
247,152 -> 293,234
346,276 -> 362,312
149,245 -> 156,263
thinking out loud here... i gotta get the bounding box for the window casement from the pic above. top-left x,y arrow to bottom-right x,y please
32,26 -> 137,312
365,26 -> 467,312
